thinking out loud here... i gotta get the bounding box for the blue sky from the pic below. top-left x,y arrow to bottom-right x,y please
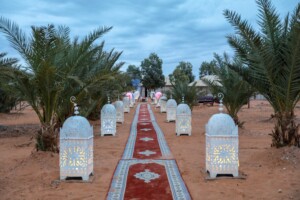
0,0 -> 298,78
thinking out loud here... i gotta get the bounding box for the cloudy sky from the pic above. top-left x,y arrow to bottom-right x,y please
0,0 -> 298,78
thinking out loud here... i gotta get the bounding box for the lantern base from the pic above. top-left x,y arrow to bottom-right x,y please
176,133 -> 191,136
167,119 -> 176,122
206,170 -> 241,179
60,172 -> 94,181
101,133 -> 116,136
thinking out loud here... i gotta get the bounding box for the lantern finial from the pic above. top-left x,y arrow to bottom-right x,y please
107,96 -> 111,104
70,96 -> 79,115
182,95 -> 185,103
218,93 -> 224,113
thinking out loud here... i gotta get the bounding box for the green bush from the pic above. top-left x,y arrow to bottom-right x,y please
0,88 -> 18,113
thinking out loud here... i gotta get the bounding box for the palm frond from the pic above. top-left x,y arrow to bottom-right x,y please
224,10 -> 262,50
0,52 -> 18,67
257,0 -> 282,44
0,17 -> 31,60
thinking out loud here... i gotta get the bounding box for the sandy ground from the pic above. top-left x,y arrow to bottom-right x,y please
0,100 -> 299,200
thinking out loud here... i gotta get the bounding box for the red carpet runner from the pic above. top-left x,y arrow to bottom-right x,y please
107,104 -> 191,199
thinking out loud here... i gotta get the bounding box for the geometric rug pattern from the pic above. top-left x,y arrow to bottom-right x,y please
122,104 -> 172,159
107,104 -> 192,199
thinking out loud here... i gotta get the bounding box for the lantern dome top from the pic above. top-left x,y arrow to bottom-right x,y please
206,113 -> 237,135
160,95 -> 167,101
123,96 -> 130,101
166,99 -> 177,107
176,103 -> 191,115
61,116 -> 92,138
114,100 -> 123,107
101,104 -> 116,114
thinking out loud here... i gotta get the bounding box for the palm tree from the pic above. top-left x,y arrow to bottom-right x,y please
0,17 -> 123,151
171,80 -> 198,110
203,53 -> 254,126
0,52 -> 19,113
224,0 -> 300,147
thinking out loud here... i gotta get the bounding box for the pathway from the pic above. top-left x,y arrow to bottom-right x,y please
107,104 -> 191,199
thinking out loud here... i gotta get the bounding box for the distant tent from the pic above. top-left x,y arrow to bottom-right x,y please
188,75 -> 221,96
201,75 -> 221,86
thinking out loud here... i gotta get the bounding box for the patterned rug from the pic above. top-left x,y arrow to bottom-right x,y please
107,104 -> 191,200
122,104 -> 172,160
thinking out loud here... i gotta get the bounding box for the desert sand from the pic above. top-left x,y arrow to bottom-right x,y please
0,100 -> 299,200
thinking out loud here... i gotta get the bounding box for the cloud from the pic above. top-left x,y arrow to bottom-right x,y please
0,0 -> 299,78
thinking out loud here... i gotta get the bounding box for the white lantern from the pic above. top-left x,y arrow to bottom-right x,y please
205,95 -> 239,178
129,92 -> 134,107
131,92 -> 135,105
123,97 -> 130,113
160,95 -> 167,113
176,101 -> 192,136
114,100 -> 124,123
150,90 -> 155,104
60,98 -> 93,181
101,99 -> 117,136
166,98 -> 177,122
134,90 -> 140,102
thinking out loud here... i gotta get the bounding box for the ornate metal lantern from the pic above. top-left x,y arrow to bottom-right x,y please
166,98 -> 177,122
60,97 -> 93,181
127,92 -> 134,107
176,97 -> 192,136
114,100 -> 124,124
101,97 -> 117,136
123,96 -> 130,113
150,90 -> 155,104
131,92 -> 135,106
133,90 -> 140,103
160,95 -> 168,113
205,94 -> 239,178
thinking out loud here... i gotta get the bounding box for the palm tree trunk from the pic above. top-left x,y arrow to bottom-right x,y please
35,124 -> 59,152
272,112 -> 300,147
35,113 -> 59,152
232,114 -> 245,128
